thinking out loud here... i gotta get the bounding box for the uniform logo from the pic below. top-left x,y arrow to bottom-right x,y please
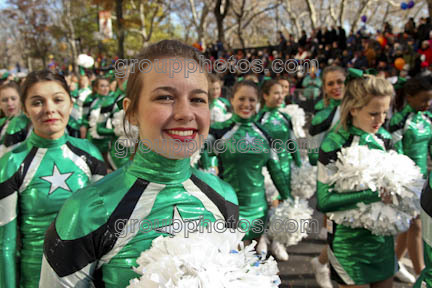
40,164 -> 73,195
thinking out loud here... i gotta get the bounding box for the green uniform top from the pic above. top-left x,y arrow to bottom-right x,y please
414,172 -> 432,288
210,97 -> 231,124
257,105 -> 301,167
0,113 -> 31,158
74,87 -> 92,123
0,131 -> 107,288
200,113 -> 291,240
314,98 -> 325,113
302,75 -> 322,99
308,98 -> 342,166
40,148 -> 239,287
389,103 -> 432,177
317,124 -> 396,285
0,116 -> 11,145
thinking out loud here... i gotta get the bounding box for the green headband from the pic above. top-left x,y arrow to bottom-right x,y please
393,76 -> 407,91
345,68 -> 377,84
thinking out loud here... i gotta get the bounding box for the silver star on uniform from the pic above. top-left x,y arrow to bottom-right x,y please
244,132 -> 255,144
40,164 -> 73,195
271,118 -> 281,126
155,206 -> 201,236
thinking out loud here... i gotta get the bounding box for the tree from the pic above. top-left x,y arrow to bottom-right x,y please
4,0 -> 54,69
214,0 -> 231,45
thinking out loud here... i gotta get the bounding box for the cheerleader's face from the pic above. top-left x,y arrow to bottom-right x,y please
324,71 -> 345,100
278,79 -> 290,97
406,90 -> 432,112
96,79 -> 110,96
231,86 -> 258,119
24,81 -> 72,140
263,84 -> 284,108
351,95 -> 391,134
209,81 -> 221,99
124,58 -> 210,159
0,87 -> 21,117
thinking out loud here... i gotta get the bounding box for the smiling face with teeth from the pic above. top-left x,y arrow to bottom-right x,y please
231,85 -> 258,119
124,57 -> 210,159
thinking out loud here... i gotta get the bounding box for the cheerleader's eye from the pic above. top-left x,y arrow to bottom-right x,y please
32,100 -> 43,106
191,97 -> 207,104
156,95 -> 174,101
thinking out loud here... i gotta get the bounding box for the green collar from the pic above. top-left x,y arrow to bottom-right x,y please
231,113 -> 256,124
29,131 -> 67,148
127,148 -> 191,184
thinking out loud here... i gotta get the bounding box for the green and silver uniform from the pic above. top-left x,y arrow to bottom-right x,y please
0,132 -> 107,288
210,97 -> 231,124
257,105 -> 302,200
317,125 -> 397,285
67,101 -> 82,138
389,103 -> 432,177
106,99 -> 134,170
313,98 -> 325,113
40,148 -> 239,287
414,173 -> 432,288
200,113 -> 291,240
87,92 -> 115,154
73,87 -> 92,123
0,113 -> 31,158
308,98 -> 342,166
0,116 -> 13,145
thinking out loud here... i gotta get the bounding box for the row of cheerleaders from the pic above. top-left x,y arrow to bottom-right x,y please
0,41 -> 432,287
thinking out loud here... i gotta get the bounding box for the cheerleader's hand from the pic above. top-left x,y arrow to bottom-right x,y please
379,187 -> 393,205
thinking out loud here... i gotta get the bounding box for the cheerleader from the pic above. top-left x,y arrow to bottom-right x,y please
309,66 -> 346,288
277,77 -> 291,105
308,66 -> 346,166
257,79 -> 301,260
389,76 -> 432,283
0,82 -> 21,145
40,40 -> 239,287
209,73 -> 231,124
317,73 -> 396,287
83,77 -> 112,153
200,80 -> 291,253
414,172 -> 432,288
0,70 -> 107,288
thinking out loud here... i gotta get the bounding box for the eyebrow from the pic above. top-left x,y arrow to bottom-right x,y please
152,86 -> 208,95
29,92 -> 67,99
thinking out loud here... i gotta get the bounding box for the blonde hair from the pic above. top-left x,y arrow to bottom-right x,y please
322,66 -> 345,107
339,75 -> 394,130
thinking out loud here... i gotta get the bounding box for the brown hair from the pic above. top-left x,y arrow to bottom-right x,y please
322,66 -> 345,106
124,40 -> 210,136
338,75 -> 394,130
230,80 -> 259,101
20,70 -> 70,112
0,81 -> 20,96
260,79 -> 282,107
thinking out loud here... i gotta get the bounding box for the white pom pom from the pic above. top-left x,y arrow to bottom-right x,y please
89,108 -> 102,139
279,104 -> 306,138
112,110 -> 139,147
128,230 -> 281,288
326,145 -> 423,236
77,54 -> 95,68
291,160 -> 316,199
190,152 -> 201,167
267,198 -> 314,247
262,167 -> 279,203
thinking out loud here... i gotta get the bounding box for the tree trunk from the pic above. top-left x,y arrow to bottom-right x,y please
350,0 -> 370,34
116,0 -> 125,59
64,0 -> 78,74
427,0 -> 432,17
305,0 -> 317,30
214,0 -> 230,45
